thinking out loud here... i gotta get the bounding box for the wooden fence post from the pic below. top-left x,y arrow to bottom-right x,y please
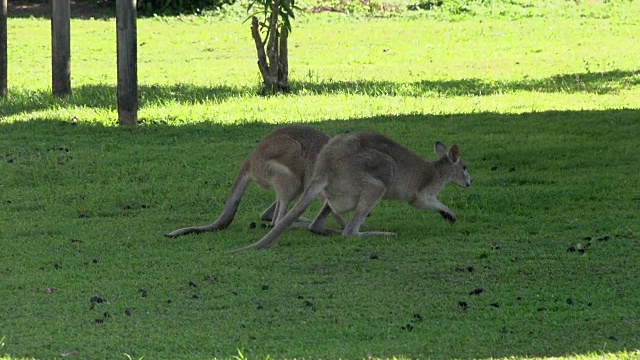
116,0 -> 138,126
51,0 -> 71,96
1,0 -> 7,97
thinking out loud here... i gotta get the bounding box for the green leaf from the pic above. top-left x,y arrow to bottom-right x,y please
242,12 -> 261,24
281,0 -> 296,19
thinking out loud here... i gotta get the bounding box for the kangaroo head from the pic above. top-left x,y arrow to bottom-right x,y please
435,142 -> 472,188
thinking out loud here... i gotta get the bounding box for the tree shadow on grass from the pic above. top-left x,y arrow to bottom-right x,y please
7,0 -> 115,19
1,69 -> 638,118
291,69 -> 640,96
0,83 -> 251,118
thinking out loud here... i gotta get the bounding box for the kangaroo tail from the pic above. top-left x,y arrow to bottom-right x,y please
231,176 -> 328,251
165,160 -> 252,238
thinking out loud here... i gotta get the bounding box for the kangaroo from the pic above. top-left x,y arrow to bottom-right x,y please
234,131 -> 472,250
166,125 -> 345,238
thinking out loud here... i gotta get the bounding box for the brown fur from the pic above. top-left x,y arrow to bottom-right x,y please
166,125 -> 344,238
235,131 -> 472,250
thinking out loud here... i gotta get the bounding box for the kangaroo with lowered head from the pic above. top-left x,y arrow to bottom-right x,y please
234,131 -> 472,250
166,125 -> 344,238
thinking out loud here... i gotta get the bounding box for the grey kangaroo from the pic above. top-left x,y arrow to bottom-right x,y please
166,125 -> 344,238
235,131 -> 472,250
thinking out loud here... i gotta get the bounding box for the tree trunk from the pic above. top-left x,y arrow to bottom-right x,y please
0,0 -> 7,97
250,9 -> 289,93
116,0 -> 138,125
51,0 -> 71,97
278,25 -> 288,88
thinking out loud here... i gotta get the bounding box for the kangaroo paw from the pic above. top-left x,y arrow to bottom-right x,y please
439,211 -> 456,223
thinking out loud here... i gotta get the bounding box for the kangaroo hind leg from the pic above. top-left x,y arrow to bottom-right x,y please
271,168 -> 303,227
342,181 -> 396,237
259,202 -> 278,222
233,177 -> 328,251
308,201 -> 341,236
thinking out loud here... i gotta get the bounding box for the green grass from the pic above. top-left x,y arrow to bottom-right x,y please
1,1 -> 640,359
4,2 -> 640,124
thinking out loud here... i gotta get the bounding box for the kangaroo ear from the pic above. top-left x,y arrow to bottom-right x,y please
435,142 -> 448,159
449,145 -> 461,163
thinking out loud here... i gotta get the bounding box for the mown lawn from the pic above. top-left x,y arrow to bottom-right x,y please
1,1 -> 639,359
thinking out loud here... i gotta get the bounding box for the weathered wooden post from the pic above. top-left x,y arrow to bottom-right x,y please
51,0 -> 71,96
1,0 -> 7,97
116,0 -> 138,126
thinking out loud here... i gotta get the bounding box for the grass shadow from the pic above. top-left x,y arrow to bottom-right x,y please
7,0 -> 115,19
291,69 -> 640,96
0,83 -> 251,117
0,109 -> 638,359
1,69 -> 638,118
